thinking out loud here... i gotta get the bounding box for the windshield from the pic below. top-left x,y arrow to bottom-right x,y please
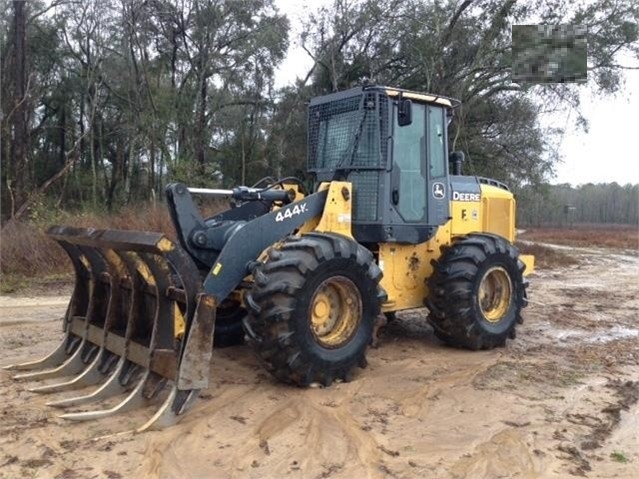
308,93 -> 383,172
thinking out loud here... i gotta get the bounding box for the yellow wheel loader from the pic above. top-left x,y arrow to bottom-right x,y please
5,86 -> 534,430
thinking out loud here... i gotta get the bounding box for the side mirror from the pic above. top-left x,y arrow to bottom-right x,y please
398,99 -> 412,126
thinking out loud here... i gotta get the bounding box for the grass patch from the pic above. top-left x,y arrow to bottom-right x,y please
3,210 -> 633,281
519,225 -> 638,250
610,451 -> 629,463
0,273 -> 74,296
0,275 -> 29,294
516,242 -> 579,270
1,200 -> 224,279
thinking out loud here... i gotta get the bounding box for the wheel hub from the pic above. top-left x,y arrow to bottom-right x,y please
478,266 -> 513,323
309,276 -> 362,348
313,296 -> 331,321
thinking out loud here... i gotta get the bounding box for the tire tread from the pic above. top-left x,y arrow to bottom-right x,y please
244,233 -> 382,387
425,233 -> 528,350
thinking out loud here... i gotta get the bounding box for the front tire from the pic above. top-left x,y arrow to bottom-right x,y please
244,233 -> 383,387
426,233 -> 527,350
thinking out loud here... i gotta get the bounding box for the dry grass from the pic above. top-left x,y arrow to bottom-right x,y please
2,212 -> 635,289
517,224 -> 638,271
0,200 -> 225,285
1,221 -> 70,278
516,242 -> 580,270
519,225 -> 638,250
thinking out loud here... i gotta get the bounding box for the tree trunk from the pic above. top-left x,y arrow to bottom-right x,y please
196,69 -> 207,175
58,104 -> 66,169
149,138 -> 155,198
106,141 -> 123,211
241,122 -> 246,185
11,0 -> 28,217
90,117 -> 97,207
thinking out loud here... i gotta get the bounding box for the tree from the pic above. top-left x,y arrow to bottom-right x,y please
1,0 -> 637,223
517,182 -> 639,226
291,0 -> 638,187
1,0 -> 289,221
6,0 -> 28,216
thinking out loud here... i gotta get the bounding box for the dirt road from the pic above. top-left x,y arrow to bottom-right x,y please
1,245 -> 638,479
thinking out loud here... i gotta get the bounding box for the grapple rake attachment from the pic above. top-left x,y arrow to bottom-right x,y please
3,226 -> 216,432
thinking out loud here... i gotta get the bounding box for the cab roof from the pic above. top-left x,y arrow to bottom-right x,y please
308,85 -> 460,109
380,86 -> 458,109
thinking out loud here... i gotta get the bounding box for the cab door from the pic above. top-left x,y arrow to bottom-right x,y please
391,102 -> 449,227
426,105 -> 450,225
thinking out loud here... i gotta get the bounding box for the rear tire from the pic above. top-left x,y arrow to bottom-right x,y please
425,233 -> 527,350
244,233 -> 383,387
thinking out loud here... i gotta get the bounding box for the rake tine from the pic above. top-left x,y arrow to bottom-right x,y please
13,340 -> 88,381
33,246 -> 125,394
13,227 -> 209,431
47,358 -> 128,408
28,349 -> 108,394
136,387 -> 199,432
3,336 -> 80,371
59,370 -> 153,422
6,238 -> 94,372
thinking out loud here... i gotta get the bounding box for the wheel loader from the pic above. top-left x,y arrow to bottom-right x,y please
5,85 -> 534,431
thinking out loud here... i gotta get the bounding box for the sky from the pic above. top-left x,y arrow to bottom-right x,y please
273,0 -> 317,88
273,0 -> 639,187
548,68 -> 639,185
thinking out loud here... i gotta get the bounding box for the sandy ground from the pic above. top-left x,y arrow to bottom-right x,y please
1,244 -> 638,479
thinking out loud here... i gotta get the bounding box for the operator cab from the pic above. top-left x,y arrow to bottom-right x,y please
307,85 -> 459,244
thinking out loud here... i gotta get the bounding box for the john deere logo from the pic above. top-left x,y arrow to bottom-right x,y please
432,182 -> 445,199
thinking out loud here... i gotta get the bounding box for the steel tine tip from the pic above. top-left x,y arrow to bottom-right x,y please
13,343 -> 87,381
28,350 -> 105,394
58,370 -> 152,422
47,358 -> 127,408
3,338 -> 75,371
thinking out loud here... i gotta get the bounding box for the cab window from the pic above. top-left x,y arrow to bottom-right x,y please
393,103 -> 427,222
428,106 -> 446,179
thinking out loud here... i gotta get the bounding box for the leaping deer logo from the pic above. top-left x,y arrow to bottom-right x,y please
432,182 -> 445,199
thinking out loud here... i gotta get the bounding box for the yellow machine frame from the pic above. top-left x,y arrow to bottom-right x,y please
292,181 -> 534,314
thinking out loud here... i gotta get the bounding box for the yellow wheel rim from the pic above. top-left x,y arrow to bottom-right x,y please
309,276 -> 362,348
478,266 -> 512,323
